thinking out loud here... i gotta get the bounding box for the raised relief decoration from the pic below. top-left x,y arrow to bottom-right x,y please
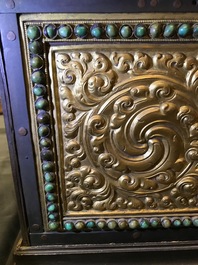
54,49 -> 198,216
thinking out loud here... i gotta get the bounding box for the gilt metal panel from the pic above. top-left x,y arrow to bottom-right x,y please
20,13 -> 198,232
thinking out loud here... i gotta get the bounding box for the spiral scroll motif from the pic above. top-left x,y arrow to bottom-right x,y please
56,50 -> 198,213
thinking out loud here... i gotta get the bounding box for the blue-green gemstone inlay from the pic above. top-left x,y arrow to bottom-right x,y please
44,172 -> 55,182
192,218 -> 198,227
44,183 -> 55,192
48,213 -> 58,221
173,219 -> 182,227
91,24 -> 103,38
27,25 -> 41,40
120,25 -> 132,38
140,219 -> 149,229
30,55 -> 43,69
163,24 -> 176,38
44,24 -> 57,39
35,98 -> 49,110
150,218 -> 160,228
106,24 -> 118,38
58,25 -> 72,38
183,218 -> 192,227
162,218 -> 171,228
149,23 -> 161,38
48,222 -> 59,231
40,138 -> 51,148
47,203 -> 57,212
65,222 -> 74,231
193,24 -> 198,38
178,23 -> 191,38
33,85 -> 46,96
37,111 -> 50,124
29,41 -> 43,54
86,221 -> 95,229
41,149 -> 53,161
38,125 -> 50,137
42,161 -> 54,172
46,193 -> 57,202
134,24 -> 147,38
74,24 -> 88,38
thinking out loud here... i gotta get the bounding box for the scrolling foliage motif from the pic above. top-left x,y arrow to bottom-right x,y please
56,50 -> 198,213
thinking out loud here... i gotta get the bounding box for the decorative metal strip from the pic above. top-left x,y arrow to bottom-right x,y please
63,216 -> 198,232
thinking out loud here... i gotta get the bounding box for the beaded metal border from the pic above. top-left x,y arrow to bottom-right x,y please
22,16 -> 198,232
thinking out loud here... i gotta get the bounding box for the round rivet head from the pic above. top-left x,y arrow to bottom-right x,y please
29,41 -> 43,54
44,24 -> 57,39
27,25 -> 41,40
74,24 -> 88,38
44,183 -> 55,192
42,161 -> 54,172
30,55 -> 43,69
33,84 -> 46,96
48,222 -> 59,231
35,98 -> 49,110
178,23 -> 191,38
106,24 -> 118,38
37,111 -> 50,124
7,31 -> 16,41
58,25 -> 72,38
44,172 -> 55,182
149,23 -> 162,38
64,222 -> 74,231
38,125 -> 50,137
91,24 -> 103,38
18,127 -> 28,136
120,25 -> 133,38
32,70 -> 45,84
40,138 -> 51,148
163,24 -> 176,38
193,24 -> 198,38
134,24 -> 147,38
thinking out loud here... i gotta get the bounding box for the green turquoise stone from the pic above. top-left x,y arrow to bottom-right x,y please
90,24 -> 103,38
30,55 -> 43,69
58,25 -> 72,38
192,218 -> 198,227
118,220 -> 128,229
48,213 -> 58,221
178,23 -> 191,38
41,149 -> 53,161
149,23 -> 161,38
173,219 -> 182,227
134,24 -> 147,38
42,161 -> 54,172
64,222 -> 74,231
31,70 -> 45,84
150,218 -> 160,228
163,24 -> 176,38
107,220 -> 117,230
193,24 -> 198,38
183,218 -> 192,227
75,221 -> 85,230
48,222 -> 59,231
33,85 -> 46,96
129,219 -> 139,229
38,125 -> 50,137
97,220 -> 106,229
74,24 -> 88,38
44,24 -> 57,39
37,111 -> 50,124
29,41 -> 43,54
120,25 -> 132,38
27,25 -> 41,40
40,138 -> 51,148
140,219 -> 149,229
44,183 -> 55,192
162,218 -> 171,228
47,203 -> 57,212
86,221 -> 95,229
35,98 -> 49,110
46,193 -> 57,202
44,172 -> 55,182
106,24 -> 118,38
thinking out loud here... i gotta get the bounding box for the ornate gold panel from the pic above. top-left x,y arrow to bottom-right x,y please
20,13 -> 198,231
